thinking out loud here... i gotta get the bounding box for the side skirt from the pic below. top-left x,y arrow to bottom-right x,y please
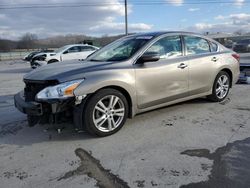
134,91 -> 212,116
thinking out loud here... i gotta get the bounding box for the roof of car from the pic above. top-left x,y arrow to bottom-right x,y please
66,44 -> 92,47
131,31 -> 200,38
124,31 -> 221,44
61,44 -> 99,49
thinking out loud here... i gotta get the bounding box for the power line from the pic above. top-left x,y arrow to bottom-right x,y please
0,1 -> 249,10
1,0 -> 250,5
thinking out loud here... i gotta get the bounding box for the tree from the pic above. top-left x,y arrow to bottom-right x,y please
0,39 -> 17,52
17,33 -> 38,49
233,29 -> 244,36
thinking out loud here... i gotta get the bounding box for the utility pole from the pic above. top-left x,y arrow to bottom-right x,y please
125,0 -> 128,35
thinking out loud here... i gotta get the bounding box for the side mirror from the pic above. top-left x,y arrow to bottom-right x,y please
137,51 -> 160,64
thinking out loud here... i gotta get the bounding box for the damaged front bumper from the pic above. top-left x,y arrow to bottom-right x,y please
14,91 -> 76,126
30,60 -> 47,69
14,91 -> 43,116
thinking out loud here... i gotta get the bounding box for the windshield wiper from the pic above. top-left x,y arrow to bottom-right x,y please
89,59 -> 102,62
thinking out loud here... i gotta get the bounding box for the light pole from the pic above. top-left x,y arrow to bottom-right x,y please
125,0 -> 128,35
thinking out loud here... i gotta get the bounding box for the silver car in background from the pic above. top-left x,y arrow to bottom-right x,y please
15,31 -> 240,136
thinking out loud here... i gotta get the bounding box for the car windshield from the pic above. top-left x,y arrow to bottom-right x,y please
87,36 -> 153,62
54,45 -> 70,53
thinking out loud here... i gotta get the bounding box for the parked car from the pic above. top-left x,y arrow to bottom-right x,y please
23,49 -> 54,62
30,44 -> 99,69
30,51 -> 56,68
14,31 -> 240,136
233,39 -> 250,53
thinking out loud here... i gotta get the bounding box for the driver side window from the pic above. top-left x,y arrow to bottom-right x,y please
67,46 -> 80,53
145,36 -> 183,59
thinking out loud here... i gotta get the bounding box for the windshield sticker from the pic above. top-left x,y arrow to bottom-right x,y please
136,36 -> 153,40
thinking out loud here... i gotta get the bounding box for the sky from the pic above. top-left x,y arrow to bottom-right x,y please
0,0 -> 250,40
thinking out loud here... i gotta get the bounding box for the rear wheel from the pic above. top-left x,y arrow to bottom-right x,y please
208,71 -> 230,102
82,88 -> 128,137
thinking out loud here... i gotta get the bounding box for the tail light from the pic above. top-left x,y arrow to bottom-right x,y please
232,53 -> 240,63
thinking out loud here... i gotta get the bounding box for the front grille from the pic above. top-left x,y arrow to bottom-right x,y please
24,79 -> 58,102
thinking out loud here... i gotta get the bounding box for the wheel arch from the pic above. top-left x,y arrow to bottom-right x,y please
73,84 -> 134,133
48,59 -> 59,64
219,68 -> 233,88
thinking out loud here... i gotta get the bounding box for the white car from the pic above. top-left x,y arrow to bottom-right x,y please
31,44 -> 99,68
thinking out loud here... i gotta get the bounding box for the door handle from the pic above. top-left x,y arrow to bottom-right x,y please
178,63 -> 188,69
211,57 -> 219,62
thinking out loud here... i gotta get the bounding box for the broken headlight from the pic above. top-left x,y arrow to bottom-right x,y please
36,79 -> 84,100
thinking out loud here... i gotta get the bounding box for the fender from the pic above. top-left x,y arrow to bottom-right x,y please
74,69 -> 137,115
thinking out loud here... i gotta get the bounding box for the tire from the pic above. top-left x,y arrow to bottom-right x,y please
207,71 -> 231,102
48,59 -> 58,64
82,88 -> 128,137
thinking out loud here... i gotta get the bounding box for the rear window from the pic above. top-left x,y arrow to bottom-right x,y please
210,42 -> 218,52
80,46 -> 96,51
68,46 -> 80,53
184,36 -> 210,55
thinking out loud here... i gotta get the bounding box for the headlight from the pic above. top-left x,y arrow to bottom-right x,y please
36,79 -> 84,100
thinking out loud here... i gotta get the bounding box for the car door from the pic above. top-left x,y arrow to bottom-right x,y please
134,35 -> 189,109
183,35 -> 219,95
61,46 -> 81,61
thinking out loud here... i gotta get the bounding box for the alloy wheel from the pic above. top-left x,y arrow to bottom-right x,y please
92,95 -> 125,132
215,75 -> 229,99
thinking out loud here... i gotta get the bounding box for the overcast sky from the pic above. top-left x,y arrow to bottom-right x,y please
0,0 -> 250,40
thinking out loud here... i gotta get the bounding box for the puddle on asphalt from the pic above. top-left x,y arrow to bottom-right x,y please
58,148 -> 129,188
180,137 -> 250,188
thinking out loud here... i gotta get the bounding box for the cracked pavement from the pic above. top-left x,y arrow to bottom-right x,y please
0,60 -> 250,188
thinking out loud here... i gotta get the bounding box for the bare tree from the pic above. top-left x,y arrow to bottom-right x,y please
0,39 -> 17,52
0,33 -> 125,52
234,29 -> 244,36
17,33 -> 38,49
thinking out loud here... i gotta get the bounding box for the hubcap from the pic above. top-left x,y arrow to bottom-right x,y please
216,75 -> 229,99
93,95 -> 125,132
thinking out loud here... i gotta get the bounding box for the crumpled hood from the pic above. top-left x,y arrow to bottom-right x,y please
24,60 -> 113,82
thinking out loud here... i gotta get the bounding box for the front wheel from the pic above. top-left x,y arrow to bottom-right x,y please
82,88 -> 128,137
208,71 -> 230,102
